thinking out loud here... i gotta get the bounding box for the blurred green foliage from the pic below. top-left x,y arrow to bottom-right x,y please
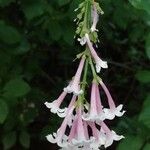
0,0 -> 149,149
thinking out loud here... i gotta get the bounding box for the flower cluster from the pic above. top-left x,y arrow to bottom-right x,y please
45,0 -> 125,149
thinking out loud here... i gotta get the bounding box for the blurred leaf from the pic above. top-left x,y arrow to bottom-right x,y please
3,78 -> 31,98
129,0 -> 150,14
113,1 -> 130,29
4,115 -> 16,132
145,33 -> 150,59
58,0 -> 70,6
48,21 -> 62,41
143,143 -> 150,150
62,24 -> 74,45
117,135 -> 144,150
0,0 -> 14,7
22,108 -> 38,125
19,131 -> 30,148
12,39 -> 30,55
135,70 -> 150,83
2,131 -> 16,150
22,1 -> 45,20
0,21 -> 21,44
0,99 -> 8,124
139,95 -> 150,128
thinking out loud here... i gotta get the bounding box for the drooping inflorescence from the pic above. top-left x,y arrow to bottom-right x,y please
45,0 -> 125,149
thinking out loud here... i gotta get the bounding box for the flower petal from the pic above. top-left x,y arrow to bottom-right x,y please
103,108 -> 115,120
46,133 -> 57,143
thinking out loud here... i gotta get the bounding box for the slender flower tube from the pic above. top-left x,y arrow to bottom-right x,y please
71,106 -> 95,146
46,101 -> 75,147
100,122 -> 124,148
44,91 -> 68,117
64,57 -> 85,95
85,33 -> 108,73
88,122 -> 106,149
83,81 -> 105,121
100,80 -> 125,120
59,107 -> 95,149
91,5 -> 99,32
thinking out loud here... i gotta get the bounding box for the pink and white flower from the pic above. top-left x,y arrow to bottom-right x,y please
46,103 -> 75,147
85,33 -> 108,73
100,80 -> 126,120
91,5 -> 99,32
44,91 -> 68,117
70,107 -> 95,147
64,57 -> 85,95
88,122 -> 106,149
83,81 -> 105,122
100,122 -> 124,148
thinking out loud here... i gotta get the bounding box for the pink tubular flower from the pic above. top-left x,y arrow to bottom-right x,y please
57,106 -> 95,149
100,122 -> 124,148
91,5 -> 99,32
83,81 -> 105,122
71,107 -> 95,146
64,57 -> 85,95
100,80 -> 125,120
88,122 -> 106,149
85,33 -> 108,73
46,99 -> 75,147
44,91 -> 68,117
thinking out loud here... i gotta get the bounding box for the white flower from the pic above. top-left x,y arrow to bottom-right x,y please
46,106 -> 75,147
100,122 -> 124,148
103,104 -> 126,120
88,122 -> 106,149
100,80 -> 125,120
45,101 -> 67,117
64,57 -> 85,95
77,36 -> 87,46
104,130 -> 124,148
44,91 -> 67,117
46,132 -> 68,147
64,84 -> 83,95
91,5 -> 99,32
82,82 -> 105,122
95,59 -> 108,73
85,33 -> 108,73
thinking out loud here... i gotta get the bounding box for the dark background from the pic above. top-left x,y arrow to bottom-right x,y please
0,0 -> 150,149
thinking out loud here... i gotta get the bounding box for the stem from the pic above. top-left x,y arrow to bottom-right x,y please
89,54 -> 97,80
83,0 -> 91,31
81,54 -> 89,92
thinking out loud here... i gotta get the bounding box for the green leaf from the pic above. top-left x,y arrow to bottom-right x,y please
12,39 -> 30,55
117,135 -> 144,150
0,99 -> 8,124
48,21 -> 62,41
22,108 -> 38,125
62,24 -> 74,45
0,0 -> 14,7
19,131 -> 30,148
129,0 -> 150,14
145,33 -> 150,59
143,143 -> 150,150
58,0 -> 70,6
139,95 -> 150,128
0,21 -> 21,44
3,78 -> 31,98
135,70 -> 150,83
22,1 -> 45,20
2,131 -> 16,150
